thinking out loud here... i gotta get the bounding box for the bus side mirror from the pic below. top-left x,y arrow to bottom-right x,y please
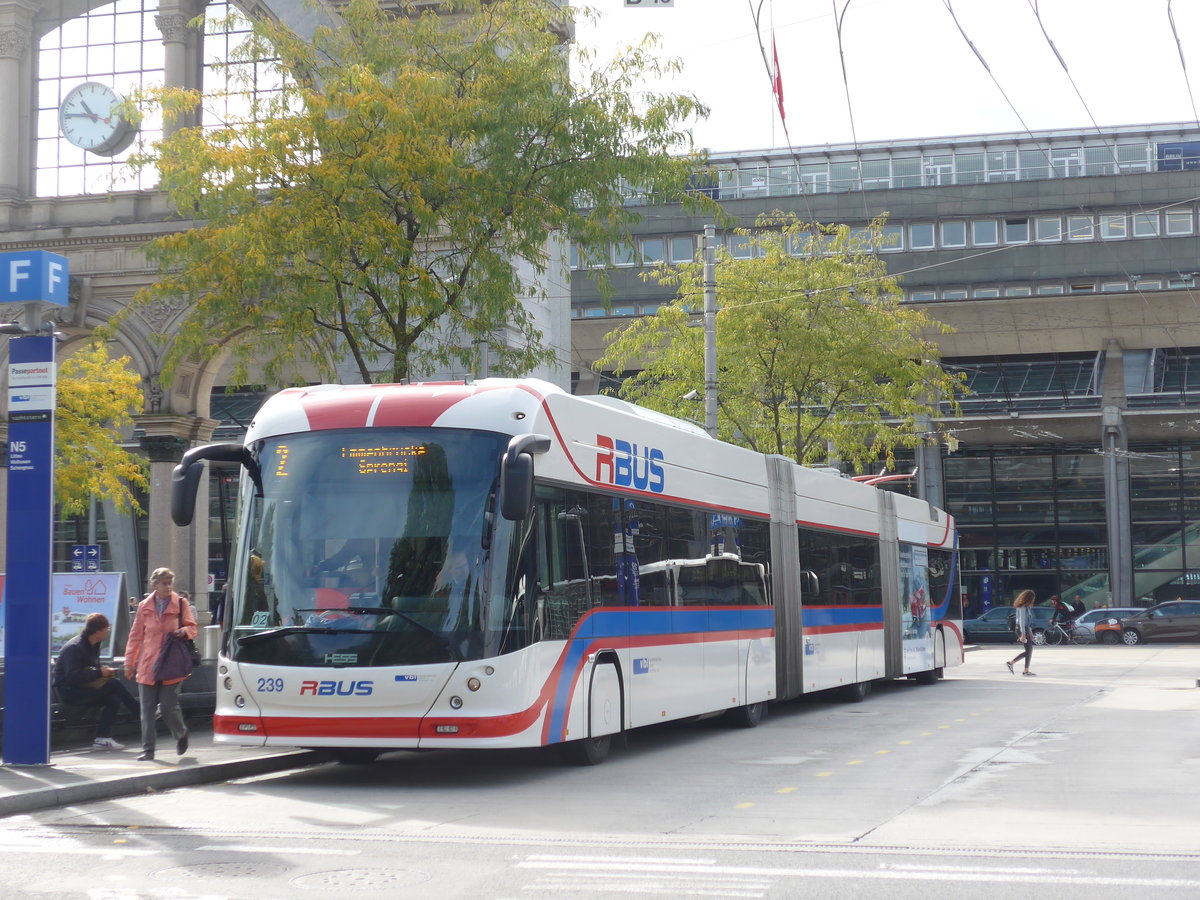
499,433 -> 551,521
171,442 -> 258,526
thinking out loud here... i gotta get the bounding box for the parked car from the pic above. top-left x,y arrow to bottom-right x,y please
1074,607 -> 1141,643
1118,600 -> 1200,645
963,605 -> 1054,644
1087,608 -> 1144,644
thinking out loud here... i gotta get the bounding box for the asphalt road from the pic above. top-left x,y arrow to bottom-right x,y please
0,643 -> 1197,899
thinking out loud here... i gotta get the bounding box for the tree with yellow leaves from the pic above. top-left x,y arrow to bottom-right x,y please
598,213 -> 965,472
126,0 -> 714,386
55,342 -> 148,516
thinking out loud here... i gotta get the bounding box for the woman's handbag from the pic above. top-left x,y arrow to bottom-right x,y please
153,632 -> 196,682
184,637 -> 201,667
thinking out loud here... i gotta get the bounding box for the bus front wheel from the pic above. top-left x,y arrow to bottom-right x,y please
558,734 -> 612,766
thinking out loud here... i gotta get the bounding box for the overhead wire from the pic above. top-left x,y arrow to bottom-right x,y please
1167,0 -> 1200,127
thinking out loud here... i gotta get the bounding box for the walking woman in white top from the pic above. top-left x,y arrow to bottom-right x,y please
1006,589 -> 1037,677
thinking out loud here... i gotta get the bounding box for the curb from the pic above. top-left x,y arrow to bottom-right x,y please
0,750 -> 326,819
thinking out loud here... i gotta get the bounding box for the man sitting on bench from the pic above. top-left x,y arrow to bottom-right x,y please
54,613 -> 139,750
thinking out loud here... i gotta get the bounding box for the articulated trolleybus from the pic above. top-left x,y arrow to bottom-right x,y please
173,378 -> 962,764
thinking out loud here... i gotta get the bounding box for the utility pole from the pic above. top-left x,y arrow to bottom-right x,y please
703,224 -> 717,439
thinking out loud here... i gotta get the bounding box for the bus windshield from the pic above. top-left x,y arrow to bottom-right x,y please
227,428 -> 509,667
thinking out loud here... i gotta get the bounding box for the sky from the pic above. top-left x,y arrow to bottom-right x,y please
573,0 -> 1200,154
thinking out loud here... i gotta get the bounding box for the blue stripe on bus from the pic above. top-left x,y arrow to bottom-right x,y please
801,605 -> 884,628
545,606 -> 776,743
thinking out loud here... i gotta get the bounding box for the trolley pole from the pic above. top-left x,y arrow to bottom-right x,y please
703,224 -> 717,439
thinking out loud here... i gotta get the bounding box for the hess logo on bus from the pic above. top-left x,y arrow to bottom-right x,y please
596,435 -> 665,493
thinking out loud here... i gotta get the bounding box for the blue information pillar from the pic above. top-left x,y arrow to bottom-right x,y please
3,337 -> 57,765
1,250 -> 66,767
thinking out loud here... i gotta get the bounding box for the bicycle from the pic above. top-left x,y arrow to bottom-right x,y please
1043,619 -> 1089,645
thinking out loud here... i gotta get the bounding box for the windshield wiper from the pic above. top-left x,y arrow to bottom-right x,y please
350,605 -> 461,661
238,625 -> 370,646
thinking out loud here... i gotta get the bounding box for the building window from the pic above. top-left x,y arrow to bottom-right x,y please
909,290 -> 937,302
583,307 -> 607,317
1004,286 -> 1032,297
942,289 -> 969,300
611,242 -> 635,266
972,220 -> 998,246
1166,210 -> 1194,235
1134,279 -> 1162,290
729,234 -> 754,259
670,236 -> 694,263
1100,214 -> 1127,239
639,238 -> 665,264
940,221 -> 967,248
1067,215 -> 1095,240
738,166 -> 768,197
36,0 -> 165,196
1070,282 -> 1096,293
1101,281 -> 1129,292
879,224 -> 904,251
1035,217 -> 1062,242
1004,218 -> 1030,244
1133,213 -> 1160,237
909,223 -> 935,250
974,287 -> 1001,298
1037,284 -> 1065,295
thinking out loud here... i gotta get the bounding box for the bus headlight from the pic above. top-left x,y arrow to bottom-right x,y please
466,677 -> 481,692
223,676 -> 233,691
449,695 -> 463,709
235,694 -> 246,708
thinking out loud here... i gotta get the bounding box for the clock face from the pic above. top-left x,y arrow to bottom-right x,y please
59,82 -> 137,156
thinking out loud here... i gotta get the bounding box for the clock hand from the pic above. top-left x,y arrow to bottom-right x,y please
80,101 -> 97,116
64,112 -> 100,120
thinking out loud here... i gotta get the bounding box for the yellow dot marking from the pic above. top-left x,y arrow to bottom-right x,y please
954,718 -> 966,723
847,759 -> 864,766
970,712 -> 980,717
898,740 -> 913,745
815,771 -> 834,777
920,732 -> 933,736
875,749 -> 890,755
735,802 -> 756,809
777,786 -> 798,794
937,725 -> 950,729
113,839 -> 127,844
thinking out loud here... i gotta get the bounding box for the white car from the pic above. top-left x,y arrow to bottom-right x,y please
1071,607 -> 1142,642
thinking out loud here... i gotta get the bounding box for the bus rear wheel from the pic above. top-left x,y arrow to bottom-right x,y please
558,734 -> 612,766
724,701 -> 766,728
838,681 -> 870,703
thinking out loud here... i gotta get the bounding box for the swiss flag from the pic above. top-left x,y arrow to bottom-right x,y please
772,34 -> 785,122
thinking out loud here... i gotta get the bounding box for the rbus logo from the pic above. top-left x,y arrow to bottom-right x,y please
299,680 -> 374,696
596,434 -> 665,493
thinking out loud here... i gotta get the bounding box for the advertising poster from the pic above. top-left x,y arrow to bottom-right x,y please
0,572 -> 125,660
50,572 -> 125,655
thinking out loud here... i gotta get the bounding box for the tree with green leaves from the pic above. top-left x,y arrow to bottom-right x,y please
56,341 -> 148,515
597,214 -> 965,472
126,0 -> 713,386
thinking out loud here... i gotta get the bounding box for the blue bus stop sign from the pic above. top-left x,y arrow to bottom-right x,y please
3,336 -> 57,765
0,251 -> 69,306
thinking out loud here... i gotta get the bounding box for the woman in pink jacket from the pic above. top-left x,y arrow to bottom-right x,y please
124,567 -> 198,761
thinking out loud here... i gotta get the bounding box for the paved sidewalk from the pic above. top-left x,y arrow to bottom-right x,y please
0,727 -> 323,818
